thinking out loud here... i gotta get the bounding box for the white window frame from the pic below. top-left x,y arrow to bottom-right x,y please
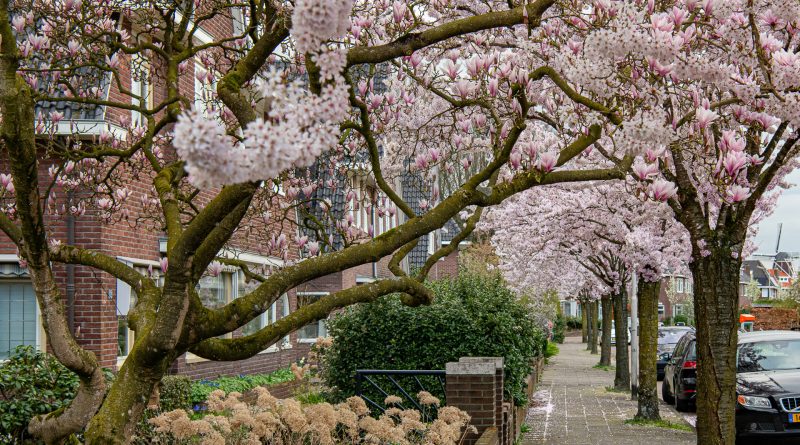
115,258 -> 162,368
130,53 -> 152,126
296,291 -> 329,343
427,232 -> 436,255
239,270 -> 291,353
658,302 -> 665,315
675,277 -> 684,293
673,304 -> 684,317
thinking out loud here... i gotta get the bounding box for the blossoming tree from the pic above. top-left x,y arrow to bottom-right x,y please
0,0 -> 641,443
485,181 -> 690,421
540,1 -> 800,442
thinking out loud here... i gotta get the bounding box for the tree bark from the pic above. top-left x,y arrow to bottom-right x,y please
581,301 -> 588,343
636,277 -> 660,421
590,300 -> 599,355
692,253 -> 741,445
586,301 -> 593,351
613,289 -> 630,390
600,295 -> 612,366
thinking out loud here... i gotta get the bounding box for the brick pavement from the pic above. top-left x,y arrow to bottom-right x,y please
522,336 -> 696,445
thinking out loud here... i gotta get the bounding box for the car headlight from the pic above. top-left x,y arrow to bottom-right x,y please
737,395 -> 772,409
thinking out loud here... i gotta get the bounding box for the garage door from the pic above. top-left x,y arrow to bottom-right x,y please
0,282 -> 38,360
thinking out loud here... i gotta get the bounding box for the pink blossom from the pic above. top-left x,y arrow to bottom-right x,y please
11,16 -> 26,33
695,107 -> 718,129
536,153 -> 557,173
207,262 -> 224,277
509,151 -> 522,170
632,162 -> 659,180
159,257 -> 168,273
722,151 -> 747,177
291,0 -> 354,54
308,241 -> 320,256
649,179 -> 677,201
727,185 -> 750,203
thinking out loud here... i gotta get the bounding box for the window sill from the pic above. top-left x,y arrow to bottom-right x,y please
298,338 -> 321,344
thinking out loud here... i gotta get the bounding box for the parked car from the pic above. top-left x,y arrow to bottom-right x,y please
661,331 -> 696,412
609,318 -> 632,346
735,330 -> 800,439
657,326 -> 694,381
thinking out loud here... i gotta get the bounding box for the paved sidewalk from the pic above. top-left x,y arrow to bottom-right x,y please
522,336 -> 695,445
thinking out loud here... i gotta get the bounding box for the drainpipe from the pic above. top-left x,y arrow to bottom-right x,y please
371,201 -> 377,279
66,191 -> 75,335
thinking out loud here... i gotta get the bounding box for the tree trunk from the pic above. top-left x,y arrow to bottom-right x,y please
692,253 -> 741,445
600,295 -> 612,366
83,341 -> 177,443
590,300 -> 599,355
586,301 -> 593,350
581,301 -> 588,343
613,289 -> 630,390
636,278 -> 660,421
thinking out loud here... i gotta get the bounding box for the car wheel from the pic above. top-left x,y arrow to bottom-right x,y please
662,379 -> 674,404
673,380 -> 689,412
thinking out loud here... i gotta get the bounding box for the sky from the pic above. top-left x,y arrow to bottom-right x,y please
752,169 -> 800,255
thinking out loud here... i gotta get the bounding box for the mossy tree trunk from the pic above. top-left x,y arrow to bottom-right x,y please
590,300 -> 599,355
636,276 -> 660,421
581,301 -> 588,343
613,289 -> 630,390
600,295 -> 612,366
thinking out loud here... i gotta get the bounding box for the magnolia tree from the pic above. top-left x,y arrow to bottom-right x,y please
0,0 -> 643,443
536,1 -> 800,442
484,180 -> 690,419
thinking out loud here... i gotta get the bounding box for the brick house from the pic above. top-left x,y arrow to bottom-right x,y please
0,12 -> 320,380
0,11 -> 464,379
657,274 -> 693,322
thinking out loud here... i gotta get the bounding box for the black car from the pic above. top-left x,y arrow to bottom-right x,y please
661,331 -> 696,411
735,330 -> 800,439
657,326 -> 694,380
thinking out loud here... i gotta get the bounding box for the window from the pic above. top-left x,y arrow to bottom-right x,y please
297,292 -> 328,341
427,232 -> 436,255
197,274 -> 230,309
658,302 -> 665,316
0,281 -> 38,360
194,57 -> 218,117
675,277 -> 684,293
117,262 -> 162,364
239,271 -> 290,350
130,53 -> 152,126
686,280 -> 693,294
779,276 -> 789,283
673,304 -> 684,317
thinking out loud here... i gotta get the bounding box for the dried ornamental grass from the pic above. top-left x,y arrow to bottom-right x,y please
148,390 -> 474,445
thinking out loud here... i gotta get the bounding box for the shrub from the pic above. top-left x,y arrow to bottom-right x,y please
565,316 -> 582,330
159,376 -> 193,412
0,346 -> 79,443
322,273 -> 546,406
552,314 -> 566,344
145,389 -> 473,445
673,314 -> 690,325
189,367 -> 295,404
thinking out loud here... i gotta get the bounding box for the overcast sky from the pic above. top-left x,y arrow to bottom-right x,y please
752,169 -> 800,255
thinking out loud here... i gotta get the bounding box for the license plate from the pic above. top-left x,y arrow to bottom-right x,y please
790,413 -> 800,423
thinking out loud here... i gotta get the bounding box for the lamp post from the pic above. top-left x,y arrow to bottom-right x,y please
630,272 -> 639,401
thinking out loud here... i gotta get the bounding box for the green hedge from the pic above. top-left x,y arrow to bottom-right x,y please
321,273 -> 546,406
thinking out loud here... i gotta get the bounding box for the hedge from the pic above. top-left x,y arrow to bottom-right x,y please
321,273 -> 547,406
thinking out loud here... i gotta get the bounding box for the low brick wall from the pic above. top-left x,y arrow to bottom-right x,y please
446,356 -> 545,445
475,427 -> 500,445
